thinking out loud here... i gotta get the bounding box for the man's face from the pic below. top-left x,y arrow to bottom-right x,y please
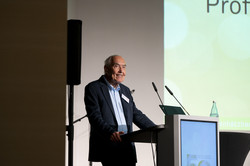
105,56 -> 126,87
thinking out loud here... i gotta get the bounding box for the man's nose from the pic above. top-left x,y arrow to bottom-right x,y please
118,66 -> 123,71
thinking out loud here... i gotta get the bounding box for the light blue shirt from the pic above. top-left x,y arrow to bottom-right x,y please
105,78 -> 128,134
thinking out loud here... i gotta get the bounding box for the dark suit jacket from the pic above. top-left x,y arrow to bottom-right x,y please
84,75 -> 155,162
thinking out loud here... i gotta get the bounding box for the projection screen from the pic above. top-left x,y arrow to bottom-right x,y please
164,0 -> 250,130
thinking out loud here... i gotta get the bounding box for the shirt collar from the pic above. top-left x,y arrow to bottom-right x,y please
104,76 -> 120,91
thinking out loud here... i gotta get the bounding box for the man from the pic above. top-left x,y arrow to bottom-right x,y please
84,55 -> 156,166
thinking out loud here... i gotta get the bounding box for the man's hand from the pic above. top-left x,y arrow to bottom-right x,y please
110,131 -> 124,142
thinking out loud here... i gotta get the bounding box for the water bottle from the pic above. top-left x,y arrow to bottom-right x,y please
210,101 -> 219,117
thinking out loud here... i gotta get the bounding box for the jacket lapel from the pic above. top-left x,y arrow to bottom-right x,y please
99,76 -> 116,117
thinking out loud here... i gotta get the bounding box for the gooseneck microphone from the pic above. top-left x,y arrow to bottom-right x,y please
164,85 -> 190,115
164,85 -> 173,95
152,82 -> 164,107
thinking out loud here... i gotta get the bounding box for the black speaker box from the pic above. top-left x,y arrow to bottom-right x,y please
67,19 -> 82,85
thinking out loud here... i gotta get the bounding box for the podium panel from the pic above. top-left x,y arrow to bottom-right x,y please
122,115 -> 220,166
158,115 -> 220,166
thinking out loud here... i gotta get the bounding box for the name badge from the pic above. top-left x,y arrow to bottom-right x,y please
122,94 -> 129,103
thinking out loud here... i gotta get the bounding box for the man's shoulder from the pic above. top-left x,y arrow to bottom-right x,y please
85,76 -> 106,89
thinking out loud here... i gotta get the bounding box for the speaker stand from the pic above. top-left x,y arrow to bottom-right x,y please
66,84 -> 74,166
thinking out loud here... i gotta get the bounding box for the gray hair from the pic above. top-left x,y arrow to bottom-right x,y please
104,55 -> 119,68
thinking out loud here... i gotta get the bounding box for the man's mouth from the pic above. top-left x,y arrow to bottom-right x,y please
116,73 -> 123,77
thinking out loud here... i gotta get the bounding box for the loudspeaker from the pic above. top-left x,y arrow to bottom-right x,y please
67,19 -> 82,85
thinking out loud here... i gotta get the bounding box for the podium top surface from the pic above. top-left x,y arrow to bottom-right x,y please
121,124 -> 165,143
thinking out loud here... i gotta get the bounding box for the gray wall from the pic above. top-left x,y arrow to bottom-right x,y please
68,0 -> 164,166
0,1 -> 67,166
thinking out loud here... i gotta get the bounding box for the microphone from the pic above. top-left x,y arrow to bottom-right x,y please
164,85 -> 190,115
165,85 -> 173,95
152,82 -> 158,92
152,82 -> 164,107
130,89 -> 135,94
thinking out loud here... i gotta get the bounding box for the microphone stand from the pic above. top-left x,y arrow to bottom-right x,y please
152,82 -> 168,114
73,114 -> 87,124
165,85 -> 190,115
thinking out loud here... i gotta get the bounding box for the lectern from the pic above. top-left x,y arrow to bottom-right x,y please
122,115 -> 220,166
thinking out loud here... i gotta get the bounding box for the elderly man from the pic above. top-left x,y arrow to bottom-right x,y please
84,55 -> 155,166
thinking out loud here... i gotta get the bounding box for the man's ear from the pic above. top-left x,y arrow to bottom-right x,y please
104,66 -> 109,75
